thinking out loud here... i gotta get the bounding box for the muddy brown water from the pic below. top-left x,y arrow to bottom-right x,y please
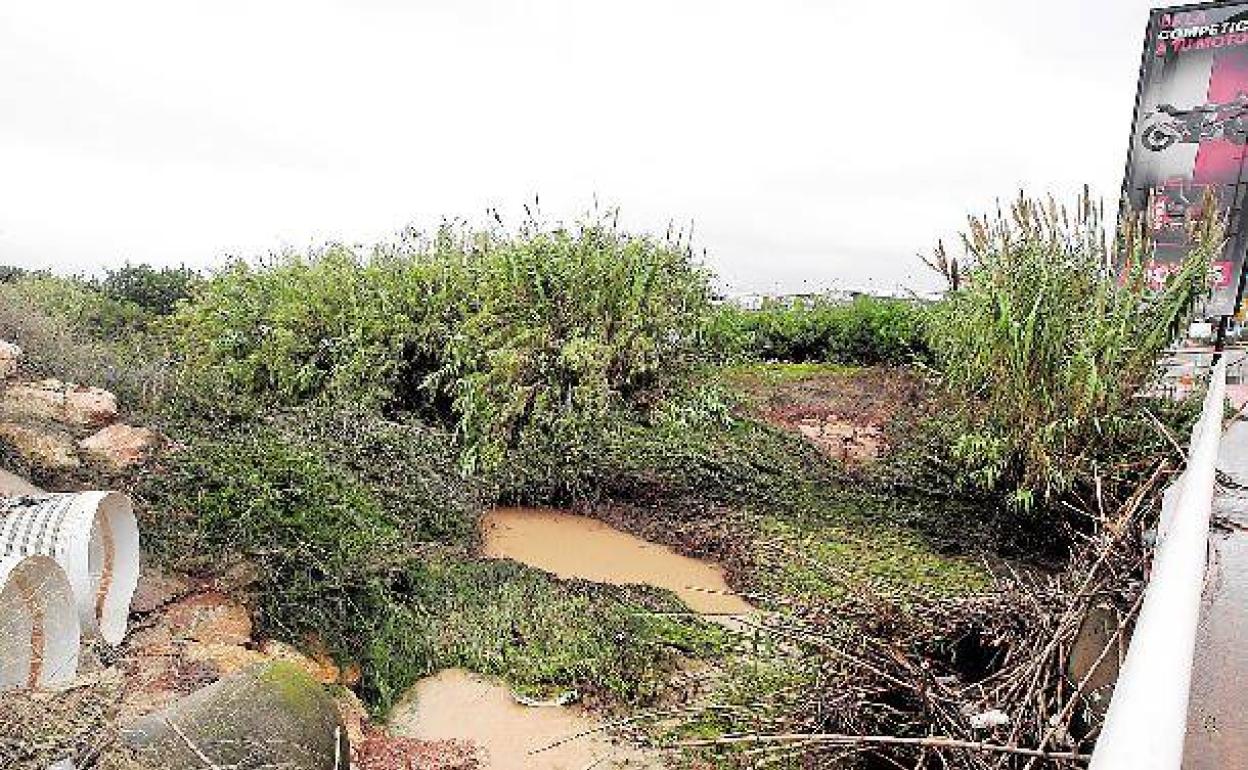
481,507 -> 755,617
389,668 -> 657,769
395,510 -> 756,767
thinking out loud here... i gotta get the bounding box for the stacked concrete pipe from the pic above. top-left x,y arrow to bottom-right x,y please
0,553 -> 79,690
0,491 -> 139,646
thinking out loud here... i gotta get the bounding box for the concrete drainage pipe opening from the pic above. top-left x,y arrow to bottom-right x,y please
0,554 -> 79,690
0,491 -> 139,645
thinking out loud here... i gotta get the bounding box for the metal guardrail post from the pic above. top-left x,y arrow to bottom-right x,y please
1089,359 -> 1227,770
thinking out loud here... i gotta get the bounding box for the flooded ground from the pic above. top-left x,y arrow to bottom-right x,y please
389,668 -> 656,769
481,507 -> 754,617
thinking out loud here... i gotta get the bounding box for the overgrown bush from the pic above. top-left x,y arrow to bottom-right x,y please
4,273 -> 151,338
173,217 -> 713,473
925,192 -> 1214,509
0,265 -> 31,283
707,295 -> 929,365
0,276 -> 172,408
487,403 -> 835,507
93,263 -> 199,315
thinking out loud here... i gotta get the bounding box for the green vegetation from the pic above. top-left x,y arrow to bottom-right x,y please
0,273 -> 174,407
708,294 -> 929,365
91,262 -> 199,316
925,193 -> 1213,509
137,406 -> 725,713
0,190 -> 1212,766
757,516 -> 989,608
173,220 -> 711,474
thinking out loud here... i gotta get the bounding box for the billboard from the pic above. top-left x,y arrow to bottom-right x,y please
1123,1 -> 1248,316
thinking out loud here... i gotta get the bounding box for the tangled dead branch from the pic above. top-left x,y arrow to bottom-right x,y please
662,461 -> 1170,769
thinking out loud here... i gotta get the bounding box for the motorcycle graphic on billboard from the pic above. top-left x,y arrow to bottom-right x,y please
1123,2 -> 1248,315
1140,92 -> 1248,151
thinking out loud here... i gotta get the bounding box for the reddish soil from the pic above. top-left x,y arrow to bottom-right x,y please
356,732 -> 481,770
725,365 -> 923,465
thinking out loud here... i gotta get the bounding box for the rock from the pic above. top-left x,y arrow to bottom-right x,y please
124,660 -> 349,770
64,384 -> 120,427
183,642 -> 268,676
340,662 -> 362,687
0,340 -> 21,380
161,591 -> 252,645
260,639 -> 342,685
130,566 -> 194,614
0,467 -> 40,496
79,423 -> 160,470
333,686 -> 370,751
118,623 -> 220,722
125,623 -> 178,658
0,379 -> 118,428
0,422 -> 80,470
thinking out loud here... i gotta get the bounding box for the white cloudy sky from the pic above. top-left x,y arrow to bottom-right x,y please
0,1 -> 1161,293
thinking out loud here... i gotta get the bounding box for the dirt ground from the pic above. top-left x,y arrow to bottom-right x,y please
723,363 -> 924,465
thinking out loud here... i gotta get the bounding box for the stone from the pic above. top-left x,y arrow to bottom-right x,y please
340,662 -> 362,687
183,642 -> 268,676
260,639 -> 342,685
333,686 -> 370,750
124,660 -> 349,770
79,423 -> 160,470
161,591 -> 252,645
0,379 -> 118,428
0,340 -> 21,380
130,566 -> 194,614
0,467 -> 40,496
0,421 -> 80,471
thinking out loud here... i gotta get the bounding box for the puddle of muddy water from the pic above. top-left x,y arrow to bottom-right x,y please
389,668 -> 656,769
481,507 -> 754,617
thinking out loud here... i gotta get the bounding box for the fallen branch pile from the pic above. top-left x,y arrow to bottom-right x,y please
667,461 -> 1171,769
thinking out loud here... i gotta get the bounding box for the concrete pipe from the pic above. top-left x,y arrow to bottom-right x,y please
0,492 -> 139,645
0,554 -> 79,690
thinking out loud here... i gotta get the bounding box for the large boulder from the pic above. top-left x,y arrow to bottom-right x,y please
0,340 -> 21,380
161,591 -> 253,646
79,423 -> 161,471
0,379 -> 118,428
0,467 -> 40,496
0,422 -> 80,471
124,660 -> 349,770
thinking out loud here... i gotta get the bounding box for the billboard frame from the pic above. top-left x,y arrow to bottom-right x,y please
1120,1 -> 1248,344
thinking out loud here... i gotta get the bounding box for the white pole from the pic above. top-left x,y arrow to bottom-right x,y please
1089,358 -> 1227,769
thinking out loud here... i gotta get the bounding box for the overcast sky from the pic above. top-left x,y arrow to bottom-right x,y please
0,1 -> 1163,293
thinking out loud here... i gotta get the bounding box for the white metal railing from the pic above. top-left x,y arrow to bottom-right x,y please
1089,358 -> 1227,770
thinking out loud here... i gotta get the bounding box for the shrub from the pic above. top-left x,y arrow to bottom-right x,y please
707,295 -> 929,365
93,263 -> 200,315
173,217 -> 714,473
5,273 -> 151,338
0,276 -> 173,408
441,222 -> 712,471
925,192 -> 1214,509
